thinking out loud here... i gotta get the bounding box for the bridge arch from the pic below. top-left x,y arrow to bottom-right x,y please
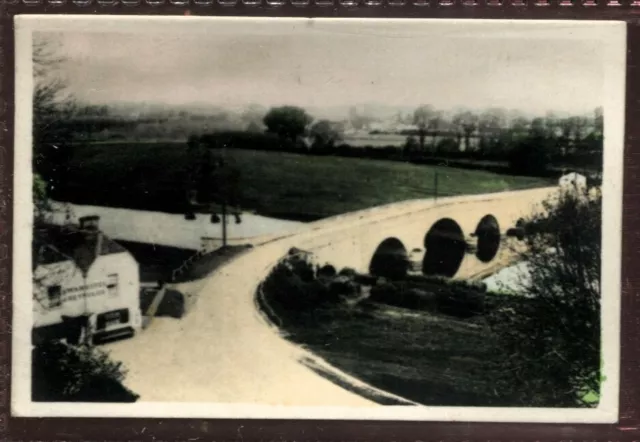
475,214 -> 501,263
369,237 -> 409,280
422,218 -> 466,277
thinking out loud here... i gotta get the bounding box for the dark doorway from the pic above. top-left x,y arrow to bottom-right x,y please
422,218 -> 466,277
369,238 -> 409,280
475,215 -> 501,263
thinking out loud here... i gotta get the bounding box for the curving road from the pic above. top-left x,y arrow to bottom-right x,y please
105,245 -> 380,405
105,188 -> 557,405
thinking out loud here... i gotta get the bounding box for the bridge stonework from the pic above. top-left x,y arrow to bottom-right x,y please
275,187 -> 558,280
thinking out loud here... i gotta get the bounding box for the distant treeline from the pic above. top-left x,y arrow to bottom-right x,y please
196,130 -> 602,178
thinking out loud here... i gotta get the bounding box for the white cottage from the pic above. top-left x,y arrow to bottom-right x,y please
32,216 -> 142,346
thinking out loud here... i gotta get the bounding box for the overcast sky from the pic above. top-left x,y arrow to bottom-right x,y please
36,19 -> 607,116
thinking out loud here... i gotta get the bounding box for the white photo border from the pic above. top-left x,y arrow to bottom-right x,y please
11,15 -> 626,422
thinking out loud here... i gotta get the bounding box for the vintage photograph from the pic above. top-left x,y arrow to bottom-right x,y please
12,17 -> 625,421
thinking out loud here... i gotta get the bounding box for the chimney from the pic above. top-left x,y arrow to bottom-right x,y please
75,216 -> 103,275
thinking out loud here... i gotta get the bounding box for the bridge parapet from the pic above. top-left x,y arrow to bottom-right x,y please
264,186 -> 558,281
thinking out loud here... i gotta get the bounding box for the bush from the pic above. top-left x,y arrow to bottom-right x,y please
488,185 -> 602,407
506,227 -> 525,240
261,254 -> 341,312
32,340 -> 138,402
317,264 -> 337,279
338,267 -> 357,278
434,287 -> 485,318
328,276 -> 360,300
368,278 -> 485,318
369,282 -> 438,311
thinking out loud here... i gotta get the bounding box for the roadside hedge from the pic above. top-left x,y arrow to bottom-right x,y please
32,340 -> 139,402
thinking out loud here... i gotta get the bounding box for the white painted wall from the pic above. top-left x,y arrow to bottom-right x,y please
33,252 -> 142,332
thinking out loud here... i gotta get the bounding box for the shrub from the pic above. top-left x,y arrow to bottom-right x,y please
261,254 -> 341,312
367,276 -> 486,318
317,264 -> 337,279
369,282 -> 437,311
506,227 -> 525,240
338,267 -> 357,278
353,273 -> 378,286
434,286 -> 485,318
328,276 -> 360,300
32,340 -> 138,402
488,185 -> 602,407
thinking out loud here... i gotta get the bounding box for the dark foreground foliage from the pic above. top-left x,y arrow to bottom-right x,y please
488,186 -> 602,407
32,341 -> 139,402
261,254 -> 355,316
369,276 -> 488,319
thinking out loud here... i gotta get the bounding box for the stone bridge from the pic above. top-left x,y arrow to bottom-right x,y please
268,186 -> 558,281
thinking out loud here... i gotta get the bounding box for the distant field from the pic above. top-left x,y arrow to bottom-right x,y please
342,134 -> 406,148
54,142 -> 553,221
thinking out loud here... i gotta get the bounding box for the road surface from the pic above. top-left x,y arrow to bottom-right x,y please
105,188 -> 556,405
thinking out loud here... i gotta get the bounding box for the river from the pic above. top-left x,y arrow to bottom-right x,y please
483,261 -> 532,294
47,201 -> 306,250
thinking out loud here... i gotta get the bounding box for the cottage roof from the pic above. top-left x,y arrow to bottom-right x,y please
33,224 -> 127,271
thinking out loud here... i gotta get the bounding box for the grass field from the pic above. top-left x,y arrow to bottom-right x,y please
274,300 -> 517,406
55,142 -> 553,221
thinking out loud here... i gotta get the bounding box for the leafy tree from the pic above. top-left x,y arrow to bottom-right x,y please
509,115 -> 531,139
246,121 -> 263,133
507,120 -> 553,176
309,119 -> 343,152
489,185 -> 601,407
403,136 -> 420,158
263,106 -> 312,142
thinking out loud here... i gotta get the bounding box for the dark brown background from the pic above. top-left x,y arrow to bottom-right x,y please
0,5 -> 638,441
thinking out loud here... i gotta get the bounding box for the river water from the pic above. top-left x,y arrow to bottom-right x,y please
47,201 -> 306,250
483,261 -> 532,294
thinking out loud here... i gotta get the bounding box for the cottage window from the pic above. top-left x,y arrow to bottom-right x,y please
107,274 -> 118,297
47,285 -> 61,308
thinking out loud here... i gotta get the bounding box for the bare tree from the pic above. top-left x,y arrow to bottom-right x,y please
452,110 -> 479,152
477,108 -> 507,155
412,105 -> 435,153
33,36 -> 77,192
